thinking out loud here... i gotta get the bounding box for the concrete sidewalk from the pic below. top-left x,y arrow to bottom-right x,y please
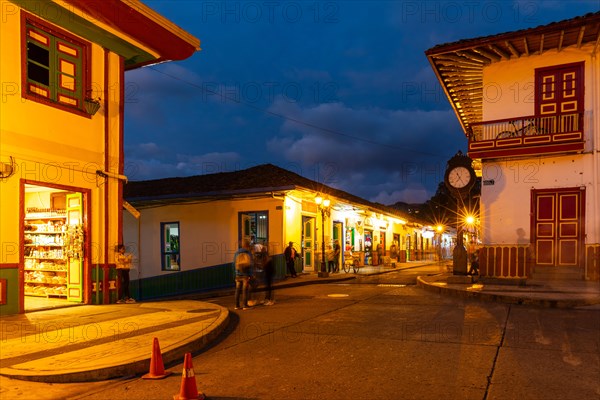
1,260 -> 598,383
0,300 -> 229,383
417,272 -> 600,309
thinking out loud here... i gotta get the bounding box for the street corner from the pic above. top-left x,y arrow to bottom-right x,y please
0,300 -> 231,383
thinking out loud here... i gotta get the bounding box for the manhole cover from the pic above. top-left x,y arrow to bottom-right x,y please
328,294 -> 350,298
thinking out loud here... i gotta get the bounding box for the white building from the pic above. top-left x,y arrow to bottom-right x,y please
427,12 -> 600,280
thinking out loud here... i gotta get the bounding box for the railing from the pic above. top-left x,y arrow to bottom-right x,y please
479,245 -> 532,279
470,112 -> 582,142
479,243 -> 599,281
586,244 -> 600,281
468,112 -> 584,158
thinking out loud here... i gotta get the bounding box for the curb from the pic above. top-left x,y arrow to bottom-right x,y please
416,276 -> 600,309
151,262 -> 441,302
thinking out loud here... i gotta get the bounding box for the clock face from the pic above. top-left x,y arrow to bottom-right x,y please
447,166 -> 472,189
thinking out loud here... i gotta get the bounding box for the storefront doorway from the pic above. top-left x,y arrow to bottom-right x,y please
364,230 -> 373,265
302,216 -> 315,271
23,184 -> 85,311
333,221 -> 343,267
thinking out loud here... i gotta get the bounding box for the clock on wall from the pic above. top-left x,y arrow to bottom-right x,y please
444,151 -> 476,196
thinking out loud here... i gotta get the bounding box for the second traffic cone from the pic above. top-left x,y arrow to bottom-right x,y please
142,337 -> 172,379
173,353 -> 205,400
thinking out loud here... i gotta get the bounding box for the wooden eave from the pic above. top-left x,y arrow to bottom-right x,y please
13,0 -> 200,69
62,0 -> 200,69
124,164 -> 413,223
426,11 -> 600,136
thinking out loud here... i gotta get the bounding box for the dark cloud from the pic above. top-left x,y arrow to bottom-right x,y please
264,97 -> 462,203
123,1 -> 598,204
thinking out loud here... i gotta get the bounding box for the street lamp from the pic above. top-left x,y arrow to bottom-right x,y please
464,213 -> 479,252
315,195 -> 331,278
436,225 -> 444,261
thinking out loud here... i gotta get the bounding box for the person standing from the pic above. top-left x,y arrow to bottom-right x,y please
116,244 -> 135,303
234,239 -> 254,310
375,241 -> 383,266
284,241 -> 298,278
333,240 -> 341,273
326,245 -> 335,273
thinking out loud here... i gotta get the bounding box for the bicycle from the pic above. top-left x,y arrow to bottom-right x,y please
342,252 -> 360,274
496,119 -> 544,139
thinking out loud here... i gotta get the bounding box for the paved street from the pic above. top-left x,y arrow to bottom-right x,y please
1,264 -> 598,400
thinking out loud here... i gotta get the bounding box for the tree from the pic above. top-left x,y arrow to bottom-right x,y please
421,178 -> 480,230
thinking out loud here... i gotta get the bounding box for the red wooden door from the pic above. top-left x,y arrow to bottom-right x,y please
532,188 -> 584,267
535,62 -> 583,133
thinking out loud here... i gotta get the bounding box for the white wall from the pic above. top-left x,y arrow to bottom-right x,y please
483,44 -> 594,136
481,153 -> 596,244
123,197 -> 284,279
480,43 -> 599,245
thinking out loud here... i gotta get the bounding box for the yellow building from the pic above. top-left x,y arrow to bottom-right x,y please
0,0 -> 199,314
122,164 -> 431,301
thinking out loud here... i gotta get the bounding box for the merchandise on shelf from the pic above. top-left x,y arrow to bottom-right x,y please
23,209 -> 69,297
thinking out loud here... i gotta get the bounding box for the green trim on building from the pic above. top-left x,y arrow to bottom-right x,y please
131,254 -> 290,301
130,262 -> 235,301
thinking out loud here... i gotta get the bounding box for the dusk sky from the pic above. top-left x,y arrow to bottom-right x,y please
123,0 -> 599,204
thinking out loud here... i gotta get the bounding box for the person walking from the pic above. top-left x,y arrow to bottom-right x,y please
234,239 -> 254,310
468,248 -> 480,276
115,244 -> 135,303
284,241 -> 298,278
263,251 -> 275,305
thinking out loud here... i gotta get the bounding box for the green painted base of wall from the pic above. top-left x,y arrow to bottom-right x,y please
90,267 -> 118,305
0,268 -> 20,315
131,254 -> 290,301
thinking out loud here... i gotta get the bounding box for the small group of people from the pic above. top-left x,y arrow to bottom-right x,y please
233,238 -> 275,310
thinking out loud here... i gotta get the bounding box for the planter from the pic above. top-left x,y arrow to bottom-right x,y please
84,98 -> 101,116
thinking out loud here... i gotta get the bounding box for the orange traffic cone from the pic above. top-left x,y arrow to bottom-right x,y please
173,353 -> 205,400
142,337 -> 172,379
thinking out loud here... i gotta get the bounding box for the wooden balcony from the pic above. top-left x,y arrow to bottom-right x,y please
468,112 -> 584,159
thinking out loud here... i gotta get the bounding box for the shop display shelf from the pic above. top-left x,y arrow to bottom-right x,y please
24,268 -> 67,272
25,292 -> 67,298
24,216 -> 66,221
